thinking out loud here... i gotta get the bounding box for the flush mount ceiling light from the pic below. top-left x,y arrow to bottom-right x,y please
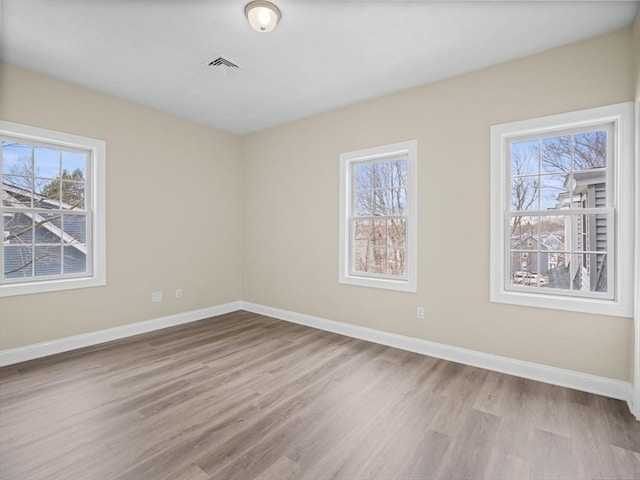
245,1 -> 281,33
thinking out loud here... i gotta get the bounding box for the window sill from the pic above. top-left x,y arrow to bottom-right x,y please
0,275 -> 106,297
490,288 -> 631,317
339,274 -> 416,293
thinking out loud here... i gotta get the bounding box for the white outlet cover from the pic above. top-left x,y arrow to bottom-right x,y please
151,291 -> 163,303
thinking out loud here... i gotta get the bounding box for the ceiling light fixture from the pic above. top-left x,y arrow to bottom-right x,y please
245,1 -> 281,33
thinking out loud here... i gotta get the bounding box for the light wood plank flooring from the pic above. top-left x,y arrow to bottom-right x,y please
1,311 -> 639,480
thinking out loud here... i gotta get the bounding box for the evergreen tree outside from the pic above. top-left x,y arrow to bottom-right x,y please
40,168 -> 85,207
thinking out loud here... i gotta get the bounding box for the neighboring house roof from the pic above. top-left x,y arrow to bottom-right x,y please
510,234 -> 549,250
556,168 -> 606,208
541,233 -> 563,249
2,181 -> 87,255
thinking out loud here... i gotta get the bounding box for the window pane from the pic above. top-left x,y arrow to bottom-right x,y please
61,181 -> 85,208
510,251 -> 539,288
367,247 -> 386,273
36,213 -> 63,244
4,245 -> 33,278
388,187 -> 406,215
511,140 -> 538,176
539,216 -> 565,251
3,174 -> 32,191
373,189 -> 390,216
387,219 -> 405,247
570,174 -> 606,209
34,245 -> 61,277
62,151 -> 87,179
510,216 -> 538,249
372,162 -> 389,189
545,251 -> 569,272
34,177 -> 61,207
33,147 -> 60,179
387,248 -> 405,276
371,219 -> 386,247
62,214 -> 87,245
574,131 -> 606,170
541,136 -> 571,173
354,219 -> 372,241
354,190 -> 372,216
4,212 -> 33,244
540,174 -> 568,210
354,164 -> 371,191
510,176 -> 538,211
546,255 -> 571,290
574,214 -> 607,252
353,242 -> 370,273
2,175 -> 33,208
572,253 -> 607,293
62,245 -> 87,274
2,142 -> 32,175
390,159 -> 406,188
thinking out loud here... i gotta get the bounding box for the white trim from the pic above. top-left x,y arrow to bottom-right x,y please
0,120 -> 107,297
241,301 -> 633,405
490,102 -> 634,317
0,301 -> 242,366
338,140 -> 418,293
633,99 -> 640,420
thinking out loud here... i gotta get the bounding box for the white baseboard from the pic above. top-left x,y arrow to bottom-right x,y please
0,301 -> 242,367
1,299 -> 634,413
241,302 -> 634,406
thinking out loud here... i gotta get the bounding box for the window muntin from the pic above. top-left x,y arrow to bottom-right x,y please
0,121 -> 105,297
339,140 -> 417,292
490,102 -> 634,317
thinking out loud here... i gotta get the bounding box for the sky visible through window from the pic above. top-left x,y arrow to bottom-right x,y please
2,142 -> 86,180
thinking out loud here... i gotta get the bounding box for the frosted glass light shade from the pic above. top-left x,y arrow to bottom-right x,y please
245,1 -> 281,33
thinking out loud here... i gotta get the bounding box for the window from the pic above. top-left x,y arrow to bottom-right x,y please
490,103 -> 634,317
0,121 -> 106,296
339,140 -> 417,292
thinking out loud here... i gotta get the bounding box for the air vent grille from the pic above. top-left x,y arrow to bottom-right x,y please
204,56 -> 243,76
208,57 -> 240,69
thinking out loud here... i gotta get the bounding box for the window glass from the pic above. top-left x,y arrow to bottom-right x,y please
351,158 -> 407,278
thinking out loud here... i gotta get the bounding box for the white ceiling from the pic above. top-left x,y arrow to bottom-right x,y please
1,1 -> 638,134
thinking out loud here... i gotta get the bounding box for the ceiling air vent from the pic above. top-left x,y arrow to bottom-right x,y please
204,56 -> 243,77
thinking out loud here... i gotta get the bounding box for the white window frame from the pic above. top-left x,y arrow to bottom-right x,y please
490,102 -> 634,317
0,121 -> 106,297
339,140 -> 417,292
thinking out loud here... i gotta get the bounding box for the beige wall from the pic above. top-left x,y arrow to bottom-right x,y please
0,63 -> 243,350
1,27 -> 636,382
242,28 -> 634,381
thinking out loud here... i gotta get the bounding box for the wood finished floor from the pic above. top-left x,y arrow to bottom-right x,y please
1,311 -> 639,480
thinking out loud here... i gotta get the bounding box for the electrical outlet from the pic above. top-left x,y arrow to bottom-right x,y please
176,288 -> 182,299
151,291 -> 163,303
416,306 -> 425,319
